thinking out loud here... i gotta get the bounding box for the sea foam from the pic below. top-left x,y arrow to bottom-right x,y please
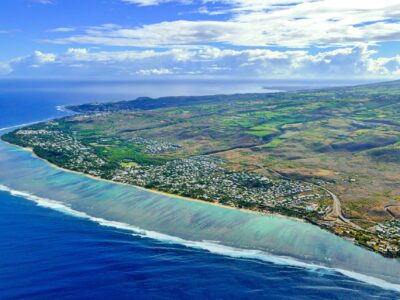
56,105 -> 71,113
0,110 -> 74,133
0,119 -> 52,133
1,183 -> 399,293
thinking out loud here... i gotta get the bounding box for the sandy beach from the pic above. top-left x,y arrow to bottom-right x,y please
16,144 -> 305,222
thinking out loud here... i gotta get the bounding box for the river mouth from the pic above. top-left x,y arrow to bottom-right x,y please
0,134 -> 400,292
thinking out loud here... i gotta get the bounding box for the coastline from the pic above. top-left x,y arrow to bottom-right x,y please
15,144 -> 305,223
2,137 -> 398,259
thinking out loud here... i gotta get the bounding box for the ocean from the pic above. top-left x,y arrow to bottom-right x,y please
0,79 -> 399,299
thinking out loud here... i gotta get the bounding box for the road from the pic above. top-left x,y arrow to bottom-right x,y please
266,167 -> 364,228
321,187 -> 349,222
384,205 -> 400,220
320,186 -> 365,230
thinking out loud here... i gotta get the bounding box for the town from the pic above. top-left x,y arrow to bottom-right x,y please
7,124 -> 329,214
3,121 -> 399,257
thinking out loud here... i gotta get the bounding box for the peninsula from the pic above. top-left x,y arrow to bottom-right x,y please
2,80 -> 400,257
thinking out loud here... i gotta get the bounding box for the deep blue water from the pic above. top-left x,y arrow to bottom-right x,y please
0,80 -> 399,299
0,79 -> 272,128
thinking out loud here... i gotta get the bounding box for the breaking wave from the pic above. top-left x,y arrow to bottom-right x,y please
0,119 -> 52,133
0,183 -> 399,293
56,105 -> 71,113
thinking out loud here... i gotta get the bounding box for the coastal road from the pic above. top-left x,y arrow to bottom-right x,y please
258,166 -> 362,229
322,187 -> 349,222
263,167 -> 351,224
321,187 -> 364,230
384,204 -> 400,220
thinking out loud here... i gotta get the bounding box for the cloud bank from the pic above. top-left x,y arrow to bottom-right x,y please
2,46 -> 399,79
1,0 -> 399,79
48,0 -> 400,48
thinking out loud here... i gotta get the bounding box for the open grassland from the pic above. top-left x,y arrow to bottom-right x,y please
3,80 -> 400,256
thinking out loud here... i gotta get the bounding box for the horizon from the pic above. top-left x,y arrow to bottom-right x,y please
1,2 -> 400,298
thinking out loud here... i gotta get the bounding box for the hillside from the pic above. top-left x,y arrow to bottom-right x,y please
3,80 -> 400,257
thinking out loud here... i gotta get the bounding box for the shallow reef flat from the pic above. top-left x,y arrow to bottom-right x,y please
0,139 -> 400,290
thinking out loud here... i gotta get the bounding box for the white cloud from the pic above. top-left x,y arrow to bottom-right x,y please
48,18 -> 400,49
66,48 -> 88,55
4,0 -> 397,79
31,0 -> 54,4
2,46 -> 400,79
122,0 -> 191,6
0,29 -> 19,34
34,51 -> 57,63
136,68 -> 174,75
48,27 -> 75,33
48,21 -> 242,47
0,62 -> 12,75
48,0 -> 397,48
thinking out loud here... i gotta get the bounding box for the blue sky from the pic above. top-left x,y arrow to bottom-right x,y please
1,0 -> 400,79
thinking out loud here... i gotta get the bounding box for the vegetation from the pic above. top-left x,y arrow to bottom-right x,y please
3,80 -> 400,257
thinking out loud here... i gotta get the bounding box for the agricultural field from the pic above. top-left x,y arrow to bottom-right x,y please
3,80 -> 400,256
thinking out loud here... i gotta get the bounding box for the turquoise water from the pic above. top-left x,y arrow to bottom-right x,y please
1,135 -> 400,291
1,80 -> 400,298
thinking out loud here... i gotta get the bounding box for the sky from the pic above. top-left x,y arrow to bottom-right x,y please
0,0 -> 400,80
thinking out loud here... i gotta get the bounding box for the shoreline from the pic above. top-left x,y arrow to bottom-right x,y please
15,144 -> 305,223
2,129 -> 400,294
20,144 -> 399,258
2,137 -> 399,259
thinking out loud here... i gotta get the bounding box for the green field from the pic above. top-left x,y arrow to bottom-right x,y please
3,80 -> 400,256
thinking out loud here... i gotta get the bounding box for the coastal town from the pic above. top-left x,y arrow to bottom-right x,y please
4,0 -> 400,297
6,124 -> 329,214
113,155 -> 328,214
3,121 -> 399,257
330,220 -> 400,257
13,127 -> 109,175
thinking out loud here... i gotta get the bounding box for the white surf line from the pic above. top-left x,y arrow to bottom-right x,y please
0,118 -> 56,133
56,105 -> 73,113
0,108 -> 75,133
0,101 -> 78,133
0,121 -> 44,132
0,183 -> 399,293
